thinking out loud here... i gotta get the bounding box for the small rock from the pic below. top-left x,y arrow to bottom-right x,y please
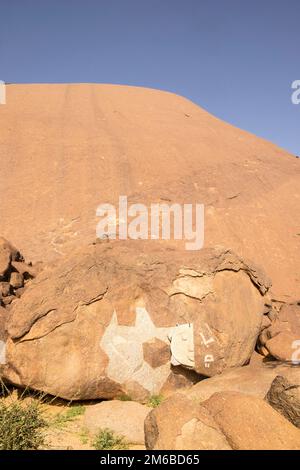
265,332 -> 300,362
2,295 -> 16,306
14,287 -> 25,298
0,282 -> 11,297
0,253 -> 10,280
263,304 -> 300,362
11,261 -> 38,279
10,272 -> 24,289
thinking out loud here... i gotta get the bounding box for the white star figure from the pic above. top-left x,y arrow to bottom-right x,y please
100,307 -> 172,393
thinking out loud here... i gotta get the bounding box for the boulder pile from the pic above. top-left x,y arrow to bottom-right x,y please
0,237 -> 37,308
0,237 -> 299,450
258,302 -> 300,363
144,366 -> 300,450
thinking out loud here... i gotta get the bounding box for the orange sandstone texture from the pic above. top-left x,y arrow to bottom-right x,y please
0,84 -> 299,302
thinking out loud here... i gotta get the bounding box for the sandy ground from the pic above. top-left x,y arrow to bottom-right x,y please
1,389 -> 146,450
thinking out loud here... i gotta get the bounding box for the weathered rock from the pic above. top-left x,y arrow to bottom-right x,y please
14,287 -> 25,298
0,238 -> 20,279
145,357 -> 300,449
265,375 -> 300,428
1,242 -> 269,400
261,303 -> 300,362
2,295 -> 16,306
0,282 -> 11,297
0,238 -> 23,279
0,306 -> 7,341
191,267 -> 268,376
0,252 -> 10,280
186,362 -> 300,402
0,306 -> 7,366
11,261 -> 38,279
10,272 -> 24,289
0,238 -> 36,310
160,366 -> 200,397
0,84 -> 299,304
84,400 -> 150,444
203,391 -> 300,450
265,334 -> 300,362
144,393 -> 231,450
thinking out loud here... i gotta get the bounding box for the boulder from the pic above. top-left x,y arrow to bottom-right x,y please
144,370 -> 300,450
203,391 -> 300,450
265,375 -> 300,428
260,303 -> 300,362
186,362 -> 300,402
144,393 -> 231,450
84,400 -> 150,444
1,242 -> 269,400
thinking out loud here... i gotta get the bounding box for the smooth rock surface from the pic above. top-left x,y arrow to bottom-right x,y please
204,391 -> 300,450
84,400 -> 150,444
0,84 -> 299,302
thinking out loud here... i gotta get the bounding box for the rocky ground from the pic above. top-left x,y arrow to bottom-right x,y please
1,390 -> 148,450
1,351 -> 300,450
1,237 -> 300,449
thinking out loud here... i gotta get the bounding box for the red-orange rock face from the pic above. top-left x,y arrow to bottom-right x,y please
0,84 -> 299,302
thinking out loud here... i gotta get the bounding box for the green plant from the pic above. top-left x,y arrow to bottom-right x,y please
118,394 -> 132,401
93,428 -> 128,450
0,398 -> 47,450
51,405 -> 85,428
79,427 -> 90,445
147,394 -> 164,408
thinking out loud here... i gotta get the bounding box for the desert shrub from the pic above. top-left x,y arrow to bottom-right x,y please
147,394 -> 164,408
93,428 -> 128,450
79,427 -> 90,445
118,394 -> 132,401
51,404 -> 85,428
0,399 -> 47,450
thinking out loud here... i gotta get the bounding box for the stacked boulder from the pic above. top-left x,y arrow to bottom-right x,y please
0,237 -> 38,364
0,237 -> 36,308
257,302 -> 300,363
144,365 -> 300,450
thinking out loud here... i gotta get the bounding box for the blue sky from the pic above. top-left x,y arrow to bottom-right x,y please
0,0 -> 299,154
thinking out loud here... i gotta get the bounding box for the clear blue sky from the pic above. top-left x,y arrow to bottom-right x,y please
0,0 -> 299,155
